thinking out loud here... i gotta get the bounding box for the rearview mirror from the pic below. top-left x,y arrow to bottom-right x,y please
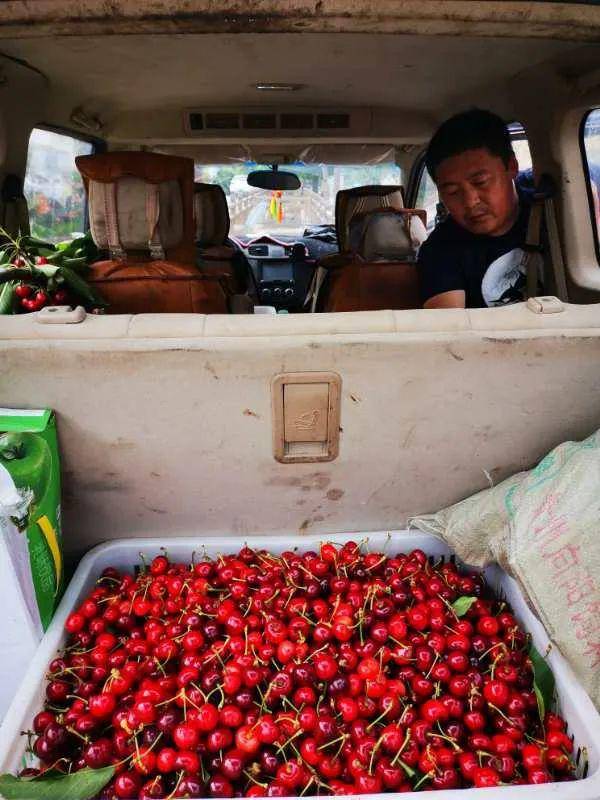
247,166 -> 301,191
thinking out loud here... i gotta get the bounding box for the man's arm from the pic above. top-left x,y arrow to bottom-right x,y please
424,290 -> 466,309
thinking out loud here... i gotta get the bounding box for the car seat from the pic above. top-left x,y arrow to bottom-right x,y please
76,151 -> 229,314
194,182 -> 256,303
309,185 -> 427,312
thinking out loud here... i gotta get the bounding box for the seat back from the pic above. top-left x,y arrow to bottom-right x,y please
76,152 -> 228,314
316,187 -> 427,313
194,182 -> 250,295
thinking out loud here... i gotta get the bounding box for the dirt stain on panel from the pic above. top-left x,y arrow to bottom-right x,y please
446,346 -> 464,362
326,488 -> 344,501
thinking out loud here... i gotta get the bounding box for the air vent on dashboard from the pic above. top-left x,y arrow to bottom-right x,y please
248,244 -> 269,257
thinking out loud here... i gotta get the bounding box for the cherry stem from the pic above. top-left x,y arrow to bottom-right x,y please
391,729 -> 412,766
366,704 -> 392,731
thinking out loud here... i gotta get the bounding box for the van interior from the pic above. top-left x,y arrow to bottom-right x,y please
0,2 -> 600,564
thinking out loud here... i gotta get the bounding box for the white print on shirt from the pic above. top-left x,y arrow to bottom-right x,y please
481,248 -> 542,307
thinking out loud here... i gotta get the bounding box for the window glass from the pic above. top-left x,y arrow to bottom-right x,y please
415,168 -> 439,233
582,109 -> 600,252
24,128 -> 94,242
195,162 -> 402,239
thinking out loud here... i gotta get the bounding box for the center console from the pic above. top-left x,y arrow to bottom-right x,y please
246,241 -> 314,311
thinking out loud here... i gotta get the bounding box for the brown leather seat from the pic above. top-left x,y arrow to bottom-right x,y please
194,183 -> 253,296
313,185 -> 427,313
76,152 -> 229,314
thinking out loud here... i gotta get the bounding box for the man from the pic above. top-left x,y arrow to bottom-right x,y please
418,108 -> 535,309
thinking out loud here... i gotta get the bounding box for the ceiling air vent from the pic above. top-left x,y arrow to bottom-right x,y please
242,113 -> 277,130
280,113 -> 314,131
316,113 -> 350,130
188,113 -> 204,131
205,113 -> 240,130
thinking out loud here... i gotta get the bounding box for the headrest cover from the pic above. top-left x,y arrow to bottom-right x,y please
336,185 -> 405,252
348,207 -> 427,262
76,152 -> 195,262
76,151 -> 193,184
193,183 -> 230,246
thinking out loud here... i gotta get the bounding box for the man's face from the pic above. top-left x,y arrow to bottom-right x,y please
435,148 -> 519,236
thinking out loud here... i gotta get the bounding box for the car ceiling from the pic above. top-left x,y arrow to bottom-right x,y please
0,32 -> 589,114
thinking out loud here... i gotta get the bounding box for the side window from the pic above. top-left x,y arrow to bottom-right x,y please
582,109 -> 600,258
415,167 -> 439,233
509,122 -> 533,174
23,127 -> 94,242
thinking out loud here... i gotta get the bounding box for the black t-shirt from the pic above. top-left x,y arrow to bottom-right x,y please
417,191 -> 533,308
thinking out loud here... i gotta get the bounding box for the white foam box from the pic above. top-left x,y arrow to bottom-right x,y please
1,531 -> 599,799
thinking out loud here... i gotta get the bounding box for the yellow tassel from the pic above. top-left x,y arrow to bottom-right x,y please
37,515 -> 62,595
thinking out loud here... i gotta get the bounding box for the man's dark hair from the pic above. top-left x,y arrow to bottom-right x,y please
425,108 -> 514,183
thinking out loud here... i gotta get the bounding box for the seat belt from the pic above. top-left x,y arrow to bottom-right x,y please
523,175 -> 568,302
90,180 -> 126,260
146,183 -> 165,261
306,265 -> 328,313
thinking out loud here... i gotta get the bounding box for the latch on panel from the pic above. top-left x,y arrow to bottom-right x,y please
36,305 -> 86,324
526,296 -> 564,314
272,372 -> 341,463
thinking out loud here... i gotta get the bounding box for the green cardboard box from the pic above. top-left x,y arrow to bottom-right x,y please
0,408 -> 63,631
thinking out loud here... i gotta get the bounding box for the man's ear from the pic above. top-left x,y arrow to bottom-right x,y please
507,154 -> 519,180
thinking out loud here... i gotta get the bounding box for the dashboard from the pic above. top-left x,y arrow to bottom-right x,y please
233,233 -> 337,310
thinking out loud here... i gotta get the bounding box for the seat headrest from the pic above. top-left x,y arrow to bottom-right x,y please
336,185 -> 405,252
193,183 -> 230,246
348,207 -> 427,262
75,151 -> 195,263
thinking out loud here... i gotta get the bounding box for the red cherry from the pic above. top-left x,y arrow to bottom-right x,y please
473,766 -> 501,787
15,283 -> 32,299
483,679 -> 510,708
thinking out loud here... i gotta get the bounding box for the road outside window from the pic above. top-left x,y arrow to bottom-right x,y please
24,128 -> 93,242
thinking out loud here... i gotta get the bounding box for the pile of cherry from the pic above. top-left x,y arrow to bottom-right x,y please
25,542 -> 576,798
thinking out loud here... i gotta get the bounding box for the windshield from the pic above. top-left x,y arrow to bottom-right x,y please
194,162 -> 402,239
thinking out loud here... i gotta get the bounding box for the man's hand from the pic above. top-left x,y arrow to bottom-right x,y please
424,290 -> 466,309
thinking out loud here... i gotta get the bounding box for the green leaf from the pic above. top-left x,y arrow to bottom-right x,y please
61,256 -> 88,271
0,268 -> 27,285
58,266 -> 106,307
529,642 -> 555,722
20,236 -> 57,252
33,265 -> 60,279
451,596 -> 477,617
0,765 -> 114,800
0,281 -> 16,315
